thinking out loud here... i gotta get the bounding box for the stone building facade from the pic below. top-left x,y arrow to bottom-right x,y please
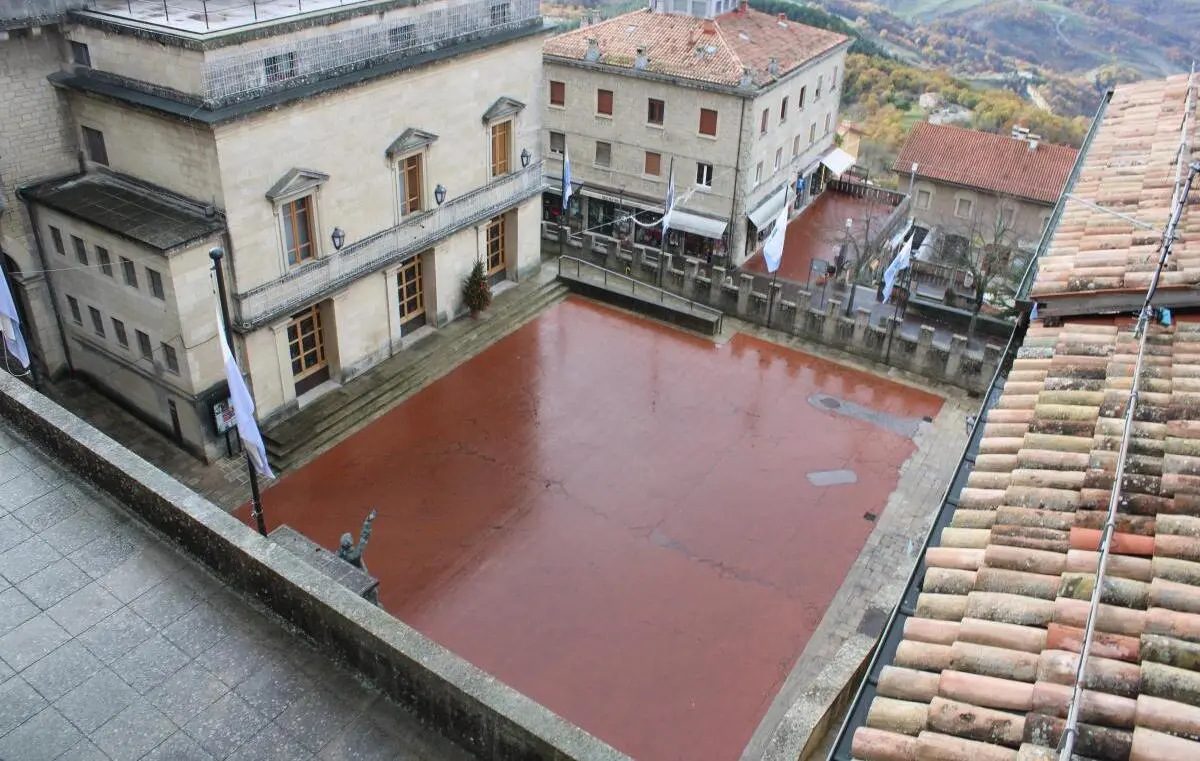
541,1 -> 851,267
4,0 -> 550,460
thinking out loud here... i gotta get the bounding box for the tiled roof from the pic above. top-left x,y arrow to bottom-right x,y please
850,319 -> 1200,761
541,7 -> 847,88
892,123 -> 1079,204
1031,76 -> 1200,305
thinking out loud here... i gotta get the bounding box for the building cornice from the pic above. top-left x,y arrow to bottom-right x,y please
899,170 -> 1056,208
49,19 -> 555,126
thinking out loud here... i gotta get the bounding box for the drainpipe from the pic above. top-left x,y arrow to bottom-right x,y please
17,194 -> 75,376
728,95 -> 748,267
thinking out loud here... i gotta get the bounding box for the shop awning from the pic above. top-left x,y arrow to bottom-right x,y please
581,187 -> 662,213
668,210 -> 728,240
820,147 -> 857,176
747,185 -> 788,230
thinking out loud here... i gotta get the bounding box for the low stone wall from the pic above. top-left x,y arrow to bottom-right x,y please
0,373 -> 629,761
544,226 -> 1006,394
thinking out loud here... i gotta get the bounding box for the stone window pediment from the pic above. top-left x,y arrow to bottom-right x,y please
482,96 -> 525,124
265,168 -> 329,203
386,128 -> 439,161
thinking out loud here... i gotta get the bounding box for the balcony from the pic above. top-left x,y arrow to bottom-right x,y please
233,161 -> 544,329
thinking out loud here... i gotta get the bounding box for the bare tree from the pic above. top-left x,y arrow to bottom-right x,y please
820,193 -> 892,317
943,196 -> 1021,338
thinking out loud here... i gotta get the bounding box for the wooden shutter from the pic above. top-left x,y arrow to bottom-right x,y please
597,89 -> 613,115
699,108 -> 718,136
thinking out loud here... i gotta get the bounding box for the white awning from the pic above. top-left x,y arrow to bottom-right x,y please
747,185 -> 788,229
581,187 -> 662,213
820,147 -> 857,176
668,210 -> 728,240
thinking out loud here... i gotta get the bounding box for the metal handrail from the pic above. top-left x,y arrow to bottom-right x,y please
557,255 -> 723,327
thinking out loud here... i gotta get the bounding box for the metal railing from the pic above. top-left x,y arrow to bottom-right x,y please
557,255 -> 724,332
199,0 -> 540,105
0,0 -> 89,25
234,161 -> 544,328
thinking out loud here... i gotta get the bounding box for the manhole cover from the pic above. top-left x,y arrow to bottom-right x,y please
819,397 -> 842,409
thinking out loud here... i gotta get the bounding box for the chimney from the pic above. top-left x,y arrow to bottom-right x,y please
778,12 -> 786,21
767,56 -> 780,76
739,66 -> 753,87
634,46 -> 649,70
584,36 -> 601,62
1028,134 -> 1041,152
739,0 -> 748,12
701,18 -> 715,34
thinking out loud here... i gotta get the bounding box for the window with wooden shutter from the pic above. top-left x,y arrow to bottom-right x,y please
644,152 -> 661,176
699,108 -> 718,136
550,81 -> 565,106
597,89 -> 613,116
490,120 -> 511,176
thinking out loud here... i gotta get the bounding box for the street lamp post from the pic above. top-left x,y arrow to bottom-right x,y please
210,247 -> 267,537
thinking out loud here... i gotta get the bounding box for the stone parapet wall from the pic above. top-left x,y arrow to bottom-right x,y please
543,224 -> 1006,394
0,371 -> 630,761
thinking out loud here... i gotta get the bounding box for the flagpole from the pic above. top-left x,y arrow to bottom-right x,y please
210,248 -> 267,537
658,156 -> 674,288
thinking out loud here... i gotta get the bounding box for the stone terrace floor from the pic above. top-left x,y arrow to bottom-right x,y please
0,421 -> 474,761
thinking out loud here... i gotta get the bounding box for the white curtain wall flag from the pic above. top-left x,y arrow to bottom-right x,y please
881,237 -> 914,304
0,273 -> 30,370
562,148 -> 572,211
662,165 -> 676,233
214,302 -> 275,480
762,200 -> 789,274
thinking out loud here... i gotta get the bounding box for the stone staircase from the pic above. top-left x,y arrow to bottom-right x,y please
263,279 -> 568,472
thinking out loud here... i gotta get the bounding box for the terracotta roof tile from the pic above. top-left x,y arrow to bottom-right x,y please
892,122 -> 1079,204
851,320 -> 1200,761
541,7 -> 847,88
1032,75 -> 1200,303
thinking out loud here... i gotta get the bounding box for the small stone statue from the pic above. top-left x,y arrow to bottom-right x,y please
337,509 -> 377,571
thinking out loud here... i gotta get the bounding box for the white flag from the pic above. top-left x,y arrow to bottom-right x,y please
214,302 -> 274,479
881,237 -> 913,304
762,201 -> 789,274
562,148 -> 572,211
0,274 -> 29,370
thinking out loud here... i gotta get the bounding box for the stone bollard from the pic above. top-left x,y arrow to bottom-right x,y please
853,307 -> 872,347
945,334 -> 969,378
768,281 -> 783,327
823,299 -> 842,343
984,343 -> 1004,373
684,258 -> 699,293
605,239 -> 620,271
737,274 -> 754,315
662,253 -> 676,289
583,232 -> 598,258
794,289 -> 812,315
915,325 -> 936,368
709,266 -> 725,306
558,224 -> 571,249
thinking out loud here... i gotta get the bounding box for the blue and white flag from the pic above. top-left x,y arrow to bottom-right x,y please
881,237 -> 913,304
0,274 -> 30,369
662,163 -> 676,234
214,302 -> 274,479
762,201 -> 789,274
562,148 -> 572,211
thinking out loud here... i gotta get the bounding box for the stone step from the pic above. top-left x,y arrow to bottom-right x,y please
266,282 -> 567,472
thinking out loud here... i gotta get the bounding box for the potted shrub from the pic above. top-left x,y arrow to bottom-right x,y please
462,259 -> 492,317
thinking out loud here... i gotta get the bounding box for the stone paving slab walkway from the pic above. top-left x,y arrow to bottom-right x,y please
0,421 -> 474,761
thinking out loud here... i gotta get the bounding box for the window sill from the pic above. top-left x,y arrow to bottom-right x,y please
549,103 -> 566,110
697,133 -> 717,140
646,122 -> 664,129
593,164 -> 611,170
595,113 -> 614,120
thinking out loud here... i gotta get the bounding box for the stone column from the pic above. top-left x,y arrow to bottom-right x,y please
915,325 -> 936,368
604,239 -> 619,271
737,273 -> 754,315
794,289 -> 812,316
684,258 -> 699,295
583,232 -> 597,259
768,281 -> 783,327
946,334 -> 969,378
709,266 -> 725,306
984,343 -> 1004,373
